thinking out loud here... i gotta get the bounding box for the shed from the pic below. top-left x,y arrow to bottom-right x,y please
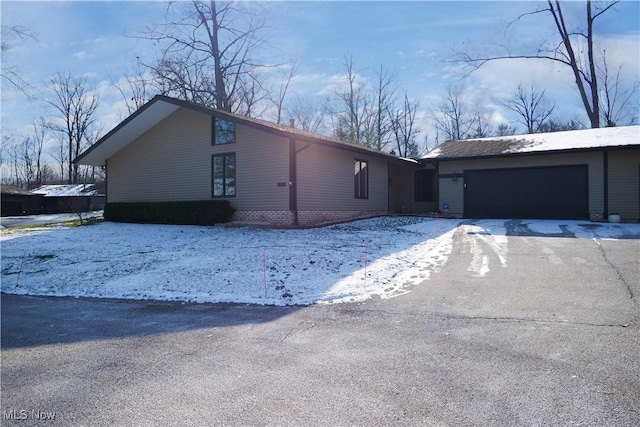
1,186 -> 41,216
31,184 -> 106,214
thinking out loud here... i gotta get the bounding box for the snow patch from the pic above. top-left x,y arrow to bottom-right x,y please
0,217 -> 460,306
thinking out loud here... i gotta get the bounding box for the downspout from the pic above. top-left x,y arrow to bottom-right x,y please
105,159 -> 108,205
603,150 -> 609,219
290,141 -> 312,226
431,159 -> 439,213
289,138 -> 298,226
387,159 -> 391,215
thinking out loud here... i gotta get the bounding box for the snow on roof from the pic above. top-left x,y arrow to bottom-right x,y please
31,184 -> 99,197
422,125 -> 640,160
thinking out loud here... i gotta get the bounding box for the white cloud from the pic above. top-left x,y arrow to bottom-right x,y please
73,51 -> 87,60
83,36 -> 107,45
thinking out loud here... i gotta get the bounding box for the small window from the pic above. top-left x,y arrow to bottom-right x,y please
415,169 -> 436,202
354,159 -> 369,199
212,117 -> 235,145
212,153 -> 236,197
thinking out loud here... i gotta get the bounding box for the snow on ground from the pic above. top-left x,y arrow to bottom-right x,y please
1,211 -> 103,225
0,211 -> 103,238
1,217 -> 638,306
1,216 -> 459,305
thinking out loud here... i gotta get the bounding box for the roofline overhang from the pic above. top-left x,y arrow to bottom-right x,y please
425,143 -> 640,162
75,95 -> 416,166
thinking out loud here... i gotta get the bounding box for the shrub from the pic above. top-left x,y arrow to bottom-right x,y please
104,200 -> 235,226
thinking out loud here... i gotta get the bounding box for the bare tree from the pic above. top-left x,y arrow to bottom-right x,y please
0,129 -> 44,188
31,117 -> 48,186
432,85 -> 477,141
470,111 -> 494,138
537,117 -> 585,133
423,129 -> 442,153
10,140 -> 22,187
286,95 -> 329,134
454,1 -> 621,128
598,51 -> 639,126
54,135 -> 67,184
371,66 -> 397,151
136,0 -> 271,114
268,61 -> 298,125
332,56 -> 375,145
389,91 -> 420,157
495,123 -> 517,136
2,133 -> 21,186
44,72 -> 100,184
330,58 -> 400,150
9,126 -> 45,189
112,64 -> 154,117
1,25 -> 36,99
503,83 -> 555,133
22,138 -> 39,188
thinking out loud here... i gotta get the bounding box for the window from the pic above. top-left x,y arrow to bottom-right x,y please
415,169 -> 436,202
354,159 -> 368,199
212,153 -> 236,197
212,117 -> 235,145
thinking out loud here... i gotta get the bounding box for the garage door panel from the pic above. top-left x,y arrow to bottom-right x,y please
464,165 -> 589,219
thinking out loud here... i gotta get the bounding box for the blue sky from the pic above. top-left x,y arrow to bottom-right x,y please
2,1 -> 639,155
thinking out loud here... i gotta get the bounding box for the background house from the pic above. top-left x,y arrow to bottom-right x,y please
1,184 -> 105,217
75,96 -> 419,227
1,186 -> 40,216
422,126 -> 640,222
31,184 -> 105,214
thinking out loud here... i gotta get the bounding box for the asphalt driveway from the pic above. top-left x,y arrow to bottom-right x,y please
1,220 -> 639,426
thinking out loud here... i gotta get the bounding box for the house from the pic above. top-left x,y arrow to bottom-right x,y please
422,126 -> 640,222
75,95 -> 420,226
1,185 -> 40,216
0,184 -> 106,217
31,184 -> 106,214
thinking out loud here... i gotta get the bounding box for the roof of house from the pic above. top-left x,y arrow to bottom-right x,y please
0,185 -> 37,196
31,184 -> 100,197
75,95 -> 417,166
422,125 -> 640,160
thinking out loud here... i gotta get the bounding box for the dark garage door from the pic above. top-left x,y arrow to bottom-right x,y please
464,165 -> 589,219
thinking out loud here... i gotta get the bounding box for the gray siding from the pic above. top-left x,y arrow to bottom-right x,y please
608,149 -> 640,221
231,126 -> 289,211
108,108 -> 289,211
437,151 -> 604,217
296,141 -> 388,211
108,108 -> 211,202
388,161 -> 414,213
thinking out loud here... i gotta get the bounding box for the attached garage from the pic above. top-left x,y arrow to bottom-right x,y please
422,126 -> 640,222
464,165 -> 589,219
